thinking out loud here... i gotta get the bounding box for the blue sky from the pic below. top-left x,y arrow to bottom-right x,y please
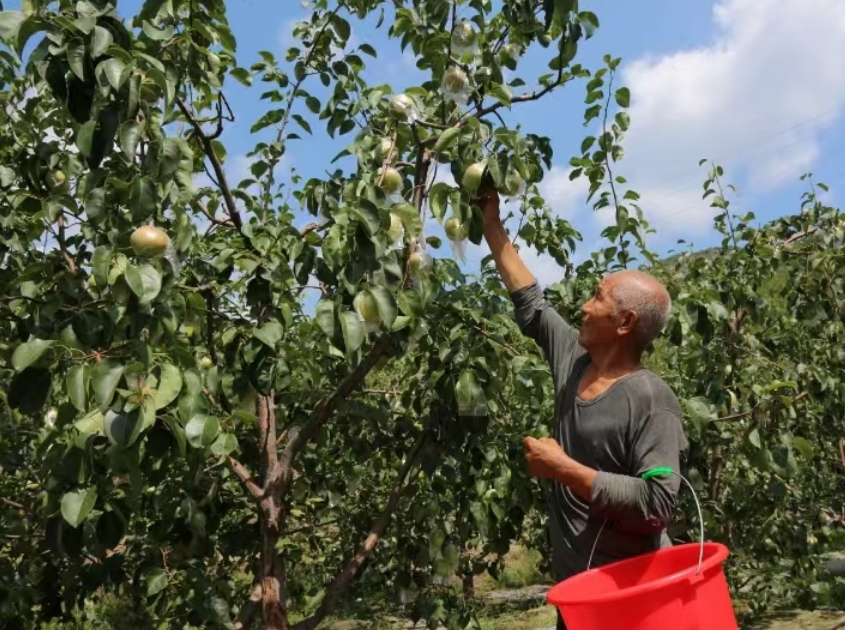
8,0 -> 845,287
183,0 -> 845,284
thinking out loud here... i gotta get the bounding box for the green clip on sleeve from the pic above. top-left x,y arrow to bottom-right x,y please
641,467 -> 674,480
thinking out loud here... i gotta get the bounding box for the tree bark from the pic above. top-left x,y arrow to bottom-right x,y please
261,507 -> 287,630
254,391 -> 288,629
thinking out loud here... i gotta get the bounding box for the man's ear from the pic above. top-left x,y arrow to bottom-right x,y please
616,309 -> 638,335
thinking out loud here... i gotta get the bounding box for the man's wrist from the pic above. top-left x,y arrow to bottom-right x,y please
553,454 -> 597,501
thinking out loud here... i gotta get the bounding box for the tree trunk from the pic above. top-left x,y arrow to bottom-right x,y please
261,502 -> 287,630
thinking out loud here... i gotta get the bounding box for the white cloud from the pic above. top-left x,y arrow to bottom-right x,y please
615,0 -> 845,241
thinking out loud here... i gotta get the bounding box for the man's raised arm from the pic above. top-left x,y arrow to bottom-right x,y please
479,191 -> 535,293
478,191 -> 579,388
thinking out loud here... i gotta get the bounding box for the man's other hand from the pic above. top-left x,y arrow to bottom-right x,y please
523,436 -> 569,480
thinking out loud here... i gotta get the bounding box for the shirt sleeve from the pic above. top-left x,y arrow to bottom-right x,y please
509,281 -> 580,391
590,408 -> 688,535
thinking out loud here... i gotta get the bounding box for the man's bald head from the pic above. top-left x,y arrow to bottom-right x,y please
605,270 -> 672,350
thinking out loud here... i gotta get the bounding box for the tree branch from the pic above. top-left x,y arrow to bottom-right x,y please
57,212 -> 77,274
291,430 -> 429,630
258,393 -> 279,492
176,96 -> 244,231
228,456 -> 263,501
195,199 -> 235,227
0,496 -> 25,509
277,338 -> 393,501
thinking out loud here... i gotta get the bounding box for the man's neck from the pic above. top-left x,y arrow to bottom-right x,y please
588,345 -> 642,378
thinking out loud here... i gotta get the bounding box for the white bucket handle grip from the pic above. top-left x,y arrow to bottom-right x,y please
587,470 -> 705,575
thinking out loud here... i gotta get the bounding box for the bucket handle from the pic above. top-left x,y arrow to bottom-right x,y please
586,470 -> 705,576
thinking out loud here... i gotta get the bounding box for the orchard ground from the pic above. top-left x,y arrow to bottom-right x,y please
322,546 -> 845,630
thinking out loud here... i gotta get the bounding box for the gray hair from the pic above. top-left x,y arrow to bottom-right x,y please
609,271 -> 672,349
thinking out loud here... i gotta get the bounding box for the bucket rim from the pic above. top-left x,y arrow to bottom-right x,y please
546,542 -> 730,607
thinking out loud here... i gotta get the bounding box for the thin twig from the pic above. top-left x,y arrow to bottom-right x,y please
57,212 -> 77,274
261,3 -> 345,217
0,497 -> 25,509
600,70 -> 626,264
474,326 -> 519,355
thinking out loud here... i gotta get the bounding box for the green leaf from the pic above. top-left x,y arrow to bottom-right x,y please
434,128 -> 460,153
66,365 -> 89,412
127,73 -> 140,118
90,25 -> 112,58
456,370 -> 485,416
429,183 -> 451,222
76,120 -> 97,156
292,114 -> 312,134
153,363 -> 182,410
254,321 -> 284,348
60,488 -> 97,528
351,200 -> 381,237
615,112 -> 630,131
368,286 -> 397,330
393,203 -> 422,239
615,87 -> 631,108
489,84 -> 512,108
230,67 -> 252,86
91,245 -> 111,287
67,38 -> 87,81
12,338 -> 54,371
305,96 -> 321,114
185,414 -> 220,449
332,14 -> 351,42
0,165 -> 16,187
398,289 -> 422,317
210,433 -> 238,457
129,177 -> 157,219
92,358 -> 124,407
164,416 -> 186,457
0,11 -> 26,44
142,21 -> 173,41
119,121 -> 144,160
125,264 -> 162,304
793,436 -> 814,460
578,11 -> 600,38
359,43 -> 376,57
316,301 -> 337,340
748,428 -> 762,449
74,409 -> 104,437
145,568 -> 169,597
85,188 -> 106,219
339,310 -> 365,353
104,409 -> 143,448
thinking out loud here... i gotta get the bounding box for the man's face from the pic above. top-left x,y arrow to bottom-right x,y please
578,275 -> 628,349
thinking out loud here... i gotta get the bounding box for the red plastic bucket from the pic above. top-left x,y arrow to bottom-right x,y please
546,542 -> 738,630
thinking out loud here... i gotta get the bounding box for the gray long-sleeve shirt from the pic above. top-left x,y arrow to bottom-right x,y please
511,282 -> 689,581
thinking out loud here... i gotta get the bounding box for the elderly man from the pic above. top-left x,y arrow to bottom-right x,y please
479,191 -> 688,630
